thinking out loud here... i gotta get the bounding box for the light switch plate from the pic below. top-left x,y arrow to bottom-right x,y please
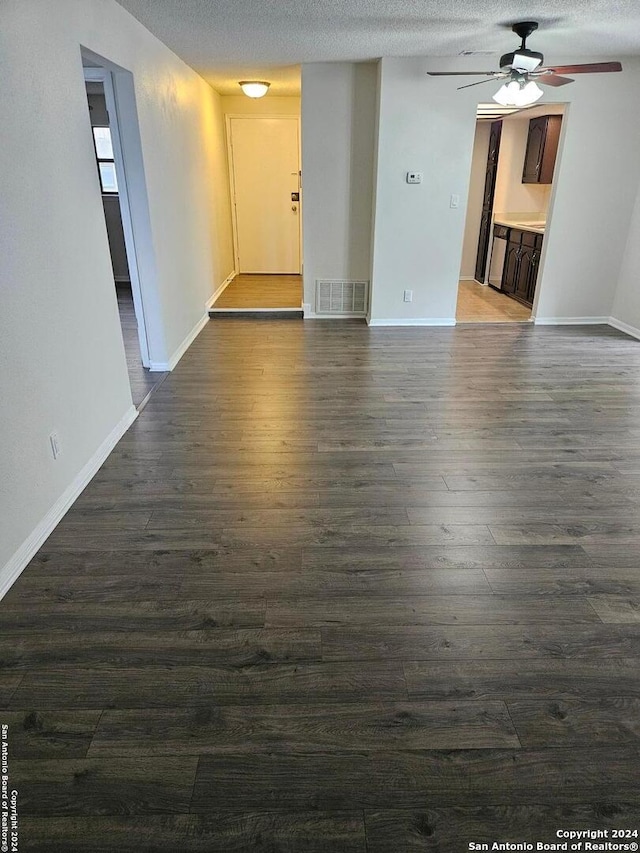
406,172 -> 423,184
450,193 -> 460,208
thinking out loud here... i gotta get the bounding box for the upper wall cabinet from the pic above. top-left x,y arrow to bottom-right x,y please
522,115 -> 563,184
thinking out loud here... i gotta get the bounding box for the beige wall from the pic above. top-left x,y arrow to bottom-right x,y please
611,179 -> 640,335
301,62 -> 377,314
459,122 -> 490,280
493,112 -> 559,219
221,95 -> 300,116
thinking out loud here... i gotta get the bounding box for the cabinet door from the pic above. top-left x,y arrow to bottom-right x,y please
481,162 -> 498,208
475,209 -> 491,282
522,117 -> 546,183
539,116 -> 562,184
526,247 -> 541,304
502,240 -> 521,294
488,121 -> 502,164
515,246 -> 533,303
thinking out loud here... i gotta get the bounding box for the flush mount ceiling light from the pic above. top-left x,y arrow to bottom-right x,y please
493,77 -> 544,106
239,81 -> 270,98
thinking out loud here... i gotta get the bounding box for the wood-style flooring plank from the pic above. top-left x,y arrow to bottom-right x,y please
18,813 -> 366,852
11,757 -> 198,816
191,747 -> 640,810
404,659 -> 640,700
485,567 -> 640,595
25,548 -> 302,578
88,701 -> 518,755
321,624 -> 640,660
0,599 -> 266,633
588,595 -> 640,623
9,663 -> 406,708
265,595 -> 599,627
364,805 -> 640,852
507,698 -> 640,746
0,629 -> 320,670
179,568 -> 491,598
302,544 -> 592,570
0,710 -> 101,758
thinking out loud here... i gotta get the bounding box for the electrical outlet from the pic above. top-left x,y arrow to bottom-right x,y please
450,194 -> 460,209
406,172 -> 423,184
49,432 -> 61,460
403,290 -> 413,303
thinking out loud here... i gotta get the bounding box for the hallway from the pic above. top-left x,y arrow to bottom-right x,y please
3,320 -> 640,849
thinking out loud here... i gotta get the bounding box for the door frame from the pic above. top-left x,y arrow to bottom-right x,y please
84,66 -> 151,367
225,114 -> 302,274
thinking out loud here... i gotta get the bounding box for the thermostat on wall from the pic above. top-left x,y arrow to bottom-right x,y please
406,172 -> 423,184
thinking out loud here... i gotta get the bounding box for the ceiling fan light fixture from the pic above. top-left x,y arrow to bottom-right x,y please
493,79 -> 543,106
239,80 -> 270,98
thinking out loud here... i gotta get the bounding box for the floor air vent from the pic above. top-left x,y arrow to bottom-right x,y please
315,280 -> 369,316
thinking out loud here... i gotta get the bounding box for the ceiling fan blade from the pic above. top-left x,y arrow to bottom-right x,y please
537,74 -> 574,87
538,61 -> 622,75
427,71 -> 501,77
457,76 -> 506,90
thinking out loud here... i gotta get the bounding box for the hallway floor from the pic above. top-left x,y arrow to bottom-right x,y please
3,320 -> 640,850
214,273 -> 303,309
456,279 -> 532,323
116,284 -> 167,407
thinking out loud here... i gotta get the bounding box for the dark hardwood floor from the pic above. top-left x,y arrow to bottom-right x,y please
116,283 -> 167,407
3,320 -> 640,851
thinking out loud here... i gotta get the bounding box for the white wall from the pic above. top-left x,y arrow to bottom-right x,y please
533,70 -> 640,322
493,115 -> 554,219
301,62 -> 377,313
459,122 -> 490,280
0,0 -> 234,590
365,56 -> 640,325
611,181 -> 640,336
369,57 -> 479,324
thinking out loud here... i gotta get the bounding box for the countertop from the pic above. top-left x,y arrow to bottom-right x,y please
494,217 -> 546,235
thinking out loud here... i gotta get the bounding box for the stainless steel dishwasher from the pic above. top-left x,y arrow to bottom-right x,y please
488,224 -> 509,290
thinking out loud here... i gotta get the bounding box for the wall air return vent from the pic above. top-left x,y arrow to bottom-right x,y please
315,280 -> 369,316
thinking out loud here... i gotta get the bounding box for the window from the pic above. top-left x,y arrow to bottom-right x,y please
92,126 -> 118,193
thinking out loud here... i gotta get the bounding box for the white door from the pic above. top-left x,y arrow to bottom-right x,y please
229,117 -> 301,274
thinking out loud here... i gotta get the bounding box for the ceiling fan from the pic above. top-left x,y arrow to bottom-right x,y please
427,22 -> 622,106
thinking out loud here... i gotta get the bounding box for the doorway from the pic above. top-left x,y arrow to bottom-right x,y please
457,103 -> 565,323
83,63 -> 166,406
214,116 -> 302,312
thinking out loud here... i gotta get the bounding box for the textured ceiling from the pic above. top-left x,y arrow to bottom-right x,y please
115,0 -> 640,95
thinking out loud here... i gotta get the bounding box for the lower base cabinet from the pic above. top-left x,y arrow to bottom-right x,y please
500,228 -> 543,307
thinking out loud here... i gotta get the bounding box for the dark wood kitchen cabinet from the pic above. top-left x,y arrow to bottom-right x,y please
500,228 -> 543,307
522,115 -> 563,184
474,121 -> 502,283
502,238 -> 521,296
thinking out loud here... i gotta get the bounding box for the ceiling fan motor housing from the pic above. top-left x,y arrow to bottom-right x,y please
500,48 -> 544,71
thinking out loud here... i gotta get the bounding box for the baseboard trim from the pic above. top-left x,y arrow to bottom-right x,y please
0,405 -> 138,601
608,316 -> 640,341
534,316 -> 609,326
149,313 -> 209,372
459,276 -> 485,284
206,270 -> 237,310
367,318 -> 457,327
